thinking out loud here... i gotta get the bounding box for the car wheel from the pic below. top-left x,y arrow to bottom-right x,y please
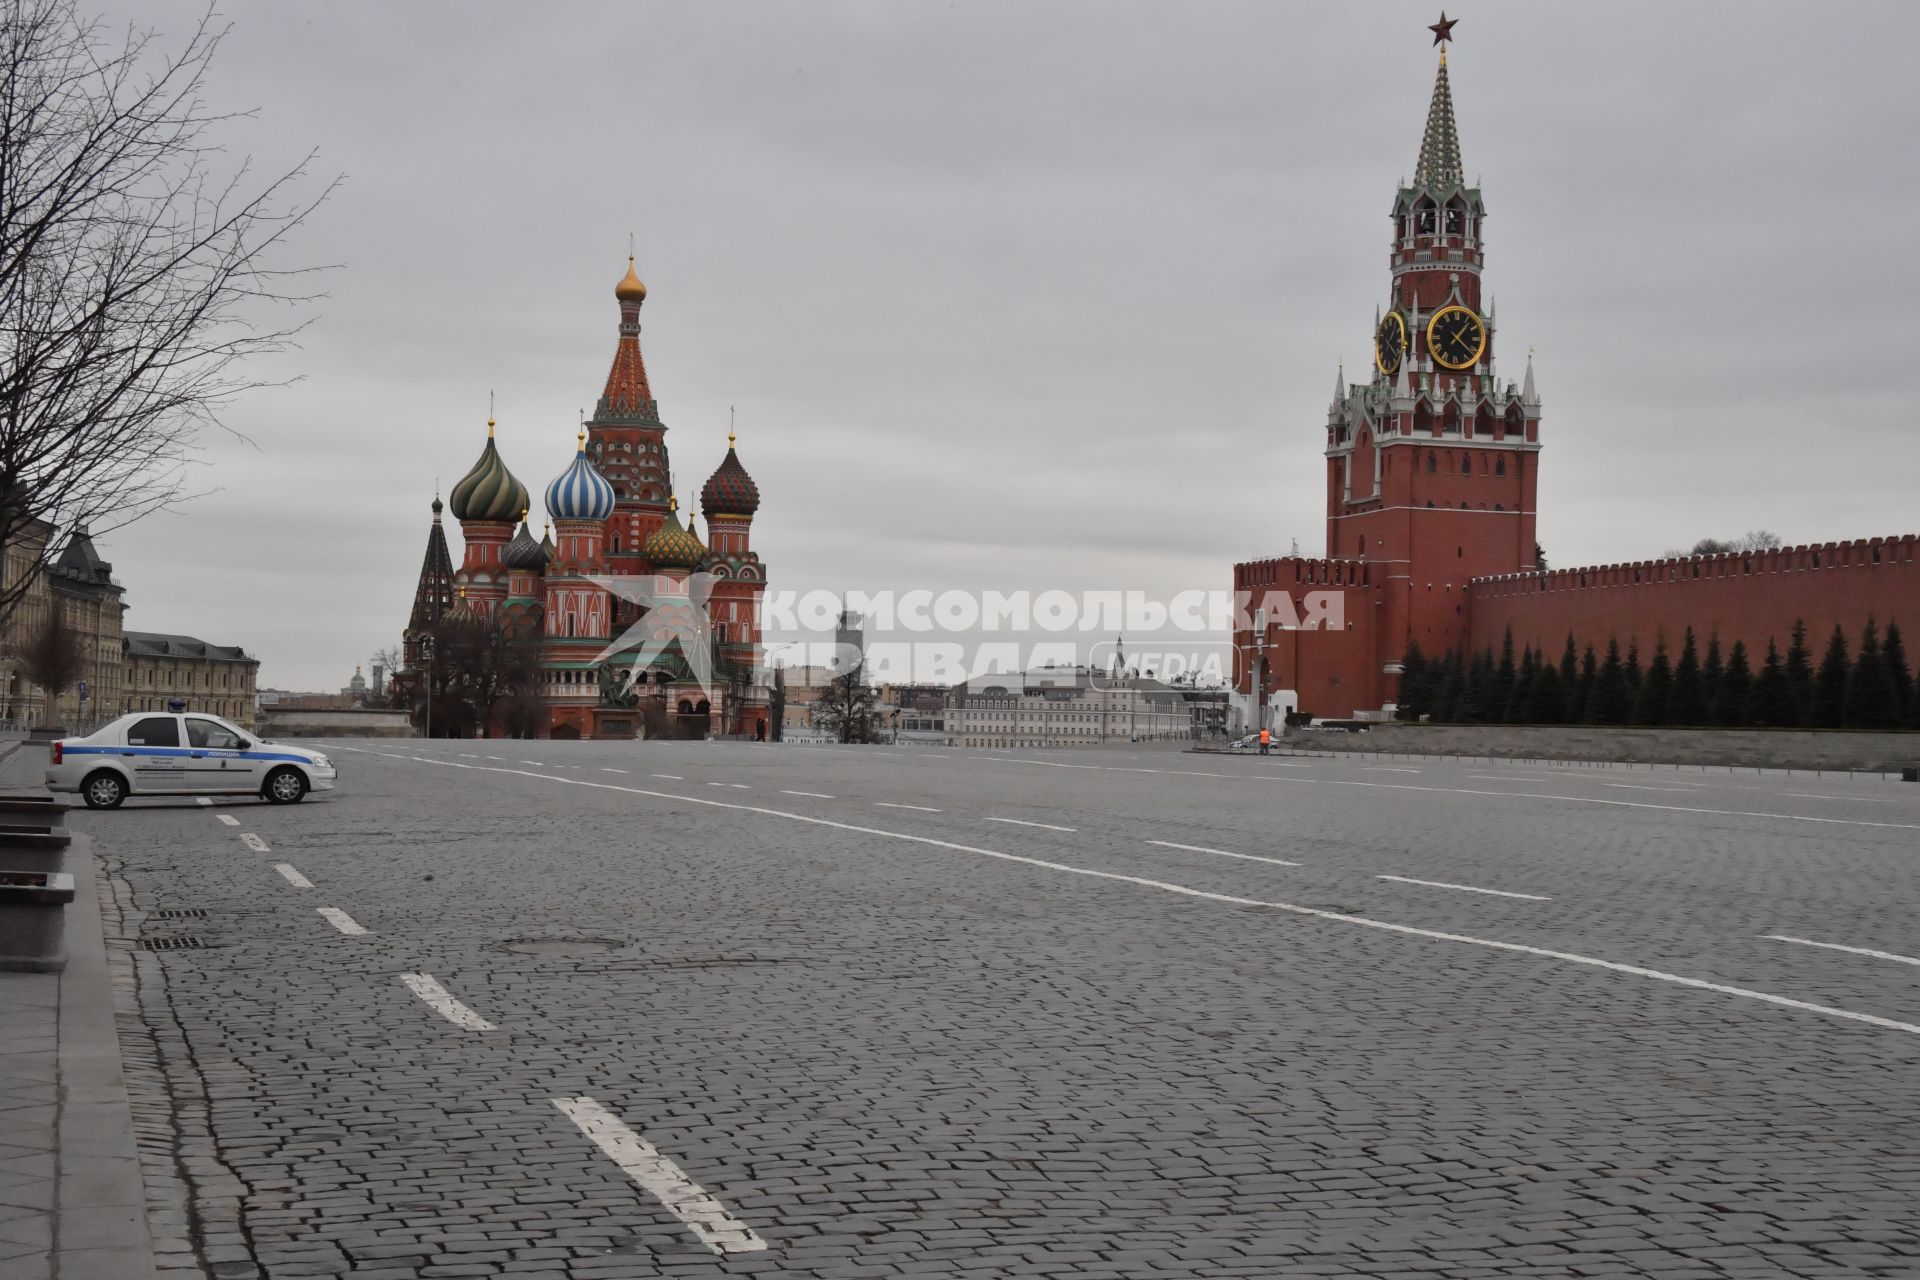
263,767 -> 308,805
82,770 -> 127,810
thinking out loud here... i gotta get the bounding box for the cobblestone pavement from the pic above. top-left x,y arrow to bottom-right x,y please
69,740 -> 1920,1278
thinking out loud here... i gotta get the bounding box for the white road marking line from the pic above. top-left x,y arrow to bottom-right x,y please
875,802 -> 941,812
400,973 -> 497,1031
602,768 -> 627,774
519,760 -> 544,766
194,797 -> 212,807
1366,766 -> 1422,773
1146,839 -> 1301,868
215,814 -> 239,826
459,752 -> 479,758
651,773 -> 683,780
551,1096 -> 768,1255
484,755 -> 505,760
1602,782 -> 1704,793
1377,874 -> 1551,901
1763,935 -> 1920,968
273,863 -> 313,889
706,782 -> 751,789
343,749 -> 1920,1038
240,832 -> 270,852
985,817 -> 1077,832
317,907 -> 366,936
1779,792 -> 1897,803
781,790 -> 835,799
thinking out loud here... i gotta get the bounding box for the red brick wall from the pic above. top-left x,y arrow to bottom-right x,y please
1468,536 -> 1920,660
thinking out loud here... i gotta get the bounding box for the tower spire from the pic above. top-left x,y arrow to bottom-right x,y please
1414,22 -> 1464,189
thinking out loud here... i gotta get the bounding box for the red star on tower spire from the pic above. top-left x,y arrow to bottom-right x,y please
1429,11 -> 1458,49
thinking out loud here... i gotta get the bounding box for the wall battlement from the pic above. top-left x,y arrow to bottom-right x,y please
1471,535 -> 1918,599
1235,555 -> 1377,590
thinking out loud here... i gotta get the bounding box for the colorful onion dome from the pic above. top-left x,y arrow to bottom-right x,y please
643,497 -> 706,571
539,524 -> 554,560
503,516 -> 547,572
701,434 -> 760,519
615,255 -> 647,304
545,432 -> 617,522
446,587 -> 479,624
448,421 -> 528,523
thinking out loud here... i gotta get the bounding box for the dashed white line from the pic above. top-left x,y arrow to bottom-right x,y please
651,773 -> 683,781
875,802 -> 942,813
601,767 -> 628,774
484,755 -> 506,761
706,782 -> 751,789
1779,793 -> 1897,803
400,973 -> 497,1030
215,814 -> 239,827
240,832 -> 270,852
1763,935 -> 1920,968
326,748 -> 1920,1037
1377,874 -> 1551,901
781,790 -> 835,799
317,907 -> 366,936
1366,766 -> 1422,774
273,863 -> 313,889
552,1096 -> 768,1254
1602,782 -> 1704,793
194,797 -> 212,807
985,817 -> 1077,832
519,760 -> 545,766
1145,839 -> 1301,868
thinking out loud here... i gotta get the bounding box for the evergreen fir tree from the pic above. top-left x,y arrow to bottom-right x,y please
1434,649 -> 1466,723
1397,643 -> 1428,721
1842,618 -> 1899,730
1712,640 -> 1753,727
1784,619 -> 1814,726
1491,628 -> 1517,722
1881,621 -> 1912,725
1460,649 -> 1498,723
1506,645 -> 1537,723
1572,643 -> 1598,723
1559,633 -> 1578,693
1632,636 -> 1672,726
1748,638 -> 1795,727
1810,624 -> 1850,728
1667,626 -> 1708,725
1701,634 -> 1724,719
1588,638 -> 1634,725
1526,660 -> 1567,724
1625,640 -> 1644,707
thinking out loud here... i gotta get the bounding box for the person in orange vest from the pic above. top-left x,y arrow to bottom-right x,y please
1258,726 -> 1271,755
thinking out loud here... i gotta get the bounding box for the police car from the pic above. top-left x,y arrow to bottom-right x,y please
45,711 -> 336,809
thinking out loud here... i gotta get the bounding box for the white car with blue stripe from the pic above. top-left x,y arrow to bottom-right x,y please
45,712 -> 336,809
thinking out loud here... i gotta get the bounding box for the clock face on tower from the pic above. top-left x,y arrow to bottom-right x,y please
1374,311 -> 1407,377
1426,305 -> 1487,370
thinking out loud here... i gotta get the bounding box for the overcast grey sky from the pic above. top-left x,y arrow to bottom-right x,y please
87,1 -> 1920,690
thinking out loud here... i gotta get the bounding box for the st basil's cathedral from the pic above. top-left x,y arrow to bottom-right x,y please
397,257 -> 771,739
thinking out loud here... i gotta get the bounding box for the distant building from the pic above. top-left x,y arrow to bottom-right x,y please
1,523 -> 126,727
946,669 -> 1192,749
122,632 -> 261,727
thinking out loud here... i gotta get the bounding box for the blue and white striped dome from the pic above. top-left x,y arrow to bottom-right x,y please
544,443 -> 616,522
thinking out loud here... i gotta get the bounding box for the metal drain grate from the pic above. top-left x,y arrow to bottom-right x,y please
149,909 -> 209,920
138,936 -> 220,951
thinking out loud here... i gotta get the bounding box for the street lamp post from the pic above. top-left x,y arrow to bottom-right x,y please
1253,606 -> 1268,734
421,637 -> 436,740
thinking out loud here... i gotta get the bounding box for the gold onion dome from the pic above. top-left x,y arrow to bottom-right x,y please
643,497 -> 706,571
615,255 -> 647,304
447,422 -> 528,523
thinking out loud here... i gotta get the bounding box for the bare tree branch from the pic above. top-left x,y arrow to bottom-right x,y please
0,0 -> 336,622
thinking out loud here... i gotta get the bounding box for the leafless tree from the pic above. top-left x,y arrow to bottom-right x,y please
0,0 -> 334,622
10,599 -> 82,723
814,660 -> 881,744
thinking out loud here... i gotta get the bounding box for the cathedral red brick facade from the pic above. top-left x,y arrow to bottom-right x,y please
1232,44 -> 1919,722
